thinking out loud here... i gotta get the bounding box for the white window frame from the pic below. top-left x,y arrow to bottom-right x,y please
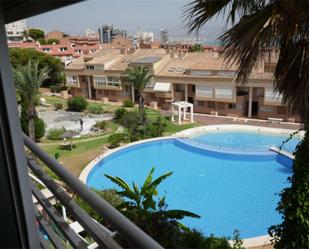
196,85 -> 214,98
107,76 -> 121,87
264,87 -> 283,104
66,75 -> 78,85
215,86 -> 234,100
94,76 -> 107,87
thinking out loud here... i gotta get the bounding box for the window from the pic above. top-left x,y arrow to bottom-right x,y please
176,67 -> 185,73
277,106 -> 287,115
75,49 -> 82,54
215,87 -> 234,99
168,67 -> 176,72
175,84 -> 185,91
197,101 -> 204,107
94,76 -> 107,87
59,47 -> 67,52
264,87 -> 283,103
260,106 -> 273,113
42,48 -> 51,52
192,85 -> 195,93
86,65 -> 95,70
7,31 -> 13,35
207,101 -> 215,109
196,85 -> 213,98
66,75 -> 77,85
217,71 -> 236,77
228,103 -> 236,109
217,102 -> 225,110
107,77 -> 120,87
191,70 -> 212,76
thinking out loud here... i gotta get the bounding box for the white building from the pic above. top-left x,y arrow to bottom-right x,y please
5,19 -> 27,42
85,28 -> 98,38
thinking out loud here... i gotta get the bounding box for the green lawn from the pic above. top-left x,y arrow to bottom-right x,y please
39,102 -> 200,176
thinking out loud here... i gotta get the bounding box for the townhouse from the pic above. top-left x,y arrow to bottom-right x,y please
65,48 -> 300,123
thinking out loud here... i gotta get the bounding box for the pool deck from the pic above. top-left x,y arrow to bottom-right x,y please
192,113 -> 303,130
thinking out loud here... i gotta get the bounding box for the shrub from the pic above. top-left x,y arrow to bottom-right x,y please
75,189 -> 123,223
93,120 -> 107,130
122,100 -> 134,107
54,102 -> 63,110
47,127 -> 66,140
50,85 -> 67,93
108,133 -> 124,148
87,104 -> 104,114
269,131 -> 309,248
146,116 -> 166,138
67,96 -> 88,112
34,117 -> 45,140
114,108 -> 128,122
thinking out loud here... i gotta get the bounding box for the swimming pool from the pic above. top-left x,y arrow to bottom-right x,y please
192,130 -> 300,153
86,138 -> 293,239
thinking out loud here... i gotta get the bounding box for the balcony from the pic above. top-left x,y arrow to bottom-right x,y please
24,134 -> 162,249
66,80 -> 80,88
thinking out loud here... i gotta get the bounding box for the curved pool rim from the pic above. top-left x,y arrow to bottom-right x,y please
80,125 -> 298,248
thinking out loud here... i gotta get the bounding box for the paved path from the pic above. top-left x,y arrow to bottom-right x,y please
192,113 -> 303,130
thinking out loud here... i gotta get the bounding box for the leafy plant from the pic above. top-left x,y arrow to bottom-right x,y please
86,104 -> 104,114
75,189 -> 123,223
107,133 -> 124,148
269,131 -> 309,248
34,117 -> 46,140
93,120 -> 107,130
67,96 -> 88,112
114,108 -> 128,123
122,100 -> 134,107
125,66 -> 153,124
14,60 -> 50,140
54,102 -> 63,110
47,127 -> 66,140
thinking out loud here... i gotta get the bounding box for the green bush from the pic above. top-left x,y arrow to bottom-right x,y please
122,100 -> 134,107
146,116 -> 166,138
269,131 -> 309,248
67,96 -> 88,112
50,85 -> 67,93
94,120 -> 107,130
87,104 -> 104,114
75,189 -> 123,223
108,133 -> 124,148
34,117 -> 45,140
47,127 -> 66,140
114,108 -> 128,122
54,102 -> 63,110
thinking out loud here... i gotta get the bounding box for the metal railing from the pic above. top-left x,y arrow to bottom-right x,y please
24,134 -> 163,249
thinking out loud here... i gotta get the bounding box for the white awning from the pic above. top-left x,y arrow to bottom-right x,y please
153,82 -> 171,92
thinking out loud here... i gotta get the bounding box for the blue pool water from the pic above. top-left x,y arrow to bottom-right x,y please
193,131 -> 300,153
87,139 -> 293,239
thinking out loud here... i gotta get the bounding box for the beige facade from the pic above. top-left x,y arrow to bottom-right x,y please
65,49 -> 300,123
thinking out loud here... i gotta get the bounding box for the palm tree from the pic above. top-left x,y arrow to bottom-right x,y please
105,167 -> 200,247
184,0 -> 309,128
126,66 -> 153,124
185,2 -> 309,248
13,61 -> 50,140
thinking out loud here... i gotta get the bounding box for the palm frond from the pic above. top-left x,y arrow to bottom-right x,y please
157,209 -> 200,219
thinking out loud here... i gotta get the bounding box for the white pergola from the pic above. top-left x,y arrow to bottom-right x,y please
171,101 -> 194,124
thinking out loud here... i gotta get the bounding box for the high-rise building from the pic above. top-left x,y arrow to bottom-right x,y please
160,29 -> 168,44
98,25 -> 127,44
5,19 -> 27,42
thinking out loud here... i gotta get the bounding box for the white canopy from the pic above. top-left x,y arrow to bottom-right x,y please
153,82 -> 171,92
171,101 -> 194,124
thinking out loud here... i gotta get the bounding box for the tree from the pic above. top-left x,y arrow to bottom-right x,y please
184,1 -> 309,248
105,167 -> 200,247
125,66 -> 153,124
9,48 -> 63,87
189,44 -> 204,52
47,38 -> 60,44
27,28 -> 45,41
13,61 -> 50,140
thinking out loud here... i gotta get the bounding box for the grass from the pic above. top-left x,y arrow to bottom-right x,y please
38,103 -> 200,176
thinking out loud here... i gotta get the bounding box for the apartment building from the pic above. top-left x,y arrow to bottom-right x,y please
65,48 -> 300,123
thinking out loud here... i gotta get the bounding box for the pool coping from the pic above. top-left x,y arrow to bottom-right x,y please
80,125 -> 299,248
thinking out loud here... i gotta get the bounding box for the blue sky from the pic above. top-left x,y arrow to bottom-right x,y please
27,0 -> 225,39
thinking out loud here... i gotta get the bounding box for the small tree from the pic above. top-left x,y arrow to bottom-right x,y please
126,66 -> 153,124
14,61 -> 49,140
67,96 -> 88,112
